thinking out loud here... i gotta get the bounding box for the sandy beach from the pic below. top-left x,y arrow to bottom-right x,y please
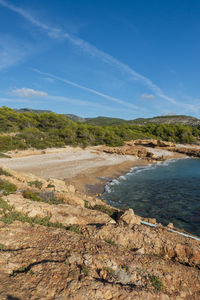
0,145 -> 184,195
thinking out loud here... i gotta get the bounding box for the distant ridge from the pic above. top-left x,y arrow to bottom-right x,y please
15,108 -> 200,126
64,114 -> 85,122
15,108 -> 52,114
129,115 -> 200,126
85,115 -> 200,126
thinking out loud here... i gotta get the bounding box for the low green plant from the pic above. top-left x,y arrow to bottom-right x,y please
92,204 -> 118,220
0,197 -> 12,211
122,265 -> 129,272
0,168 -> 12,176
10,266 -> 27,277
103,267 -> 115,277
67,225 -> 81,234
0,210 -> 65,229
0,179 -> 17,195
149,274 -> 163,291
47,183 -> 55,188
81,265 -> 90,276
22,190 -> 42,202
28,180 -> 43,189
104,239 -> 117,246
84,200 -> 90,208
0,243 -> 5,250
22,190 -> 64,205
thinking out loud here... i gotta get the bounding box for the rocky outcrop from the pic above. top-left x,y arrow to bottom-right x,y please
100,144 -> 163,161
0,166 -> 200,299
175,146 -> 200,158
127,139 -> 175,148
0,221 -> 199,300
118,208 -> 141,226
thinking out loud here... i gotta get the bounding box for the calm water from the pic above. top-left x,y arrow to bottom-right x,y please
103,158 -> 200,236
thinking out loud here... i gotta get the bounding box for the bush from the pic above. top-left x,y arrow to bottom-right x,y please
28,180 -> 43,189
0,179 -> 17,195
0,168 -> 12,176
22,190 -> 64,205
149,274 -> 163,291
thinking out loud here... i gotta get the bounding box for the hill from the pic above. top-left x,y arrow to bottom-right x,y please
14,108 -> 200,126
0,106 -> 199,154
130,115 -> 200,126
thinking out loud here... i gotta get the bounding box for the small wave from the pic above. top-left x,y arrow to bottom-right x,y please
104,185 -> 112,193
104,157 -> 188,192
119,175 -> 126,180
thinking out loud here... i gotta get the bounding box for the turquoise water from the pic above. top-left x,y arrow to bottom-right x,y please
103,158 -> 200,236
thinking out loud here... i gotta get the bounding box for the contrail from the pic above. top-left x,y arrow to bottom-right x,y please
34,69 -> 140,110
0,0 -> 178,106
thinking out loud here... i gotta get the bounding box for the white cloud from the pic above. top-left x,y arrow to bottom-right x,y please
141,94 -> 155,99
13,88 -> 48,97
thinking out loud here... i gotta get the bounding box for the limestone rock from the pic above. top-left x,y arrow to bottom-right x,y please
118,208 -> 141,226
47,178 -> 69,192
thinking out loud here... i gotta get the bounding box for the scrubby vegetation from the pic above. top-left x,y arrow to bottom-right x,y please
0,106 -> 199,153
22,190 -> 64,205
0,197 -> 64,228
0,168 -> 12,176
28,180 -> 43,189
149,274 -> 163,291
0,179 -> 17,195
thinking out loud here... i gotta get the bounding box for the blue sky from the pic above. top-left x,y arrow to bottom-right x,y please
0,0 -> 200,119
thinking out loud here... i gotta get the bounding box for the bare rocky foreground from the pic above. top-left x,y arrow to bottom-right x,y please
0,165 -> 200,300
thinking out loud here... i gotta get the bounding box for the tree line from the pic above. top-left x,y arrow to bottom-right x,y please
0,106 -> 199,152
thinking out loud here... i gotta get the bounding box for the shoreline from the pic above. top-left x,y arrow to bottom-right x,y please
0,145 -> 187,196
64,158 -> 149,195
65,152 -> 186,196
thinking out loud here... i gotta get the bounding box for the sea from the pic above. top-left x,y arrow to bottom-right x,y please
102,158 -> 200,237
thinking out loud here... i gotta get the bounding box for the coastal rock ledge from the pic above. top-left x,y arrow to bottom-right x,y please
0,166 -> 199,300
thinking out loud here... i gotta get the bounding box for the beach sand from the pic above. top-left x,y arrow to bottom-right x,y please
0,145 -> 185,195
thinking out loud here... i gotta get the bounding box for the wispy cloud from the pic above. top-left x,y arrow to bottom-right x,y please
12,88 -> 48,97
0,0 -> 177,106
141,94 -> 155,99
34,69 -> 140,110
0,35 -> 27,70
46,95 -> 133,113
1,0 -> 198,115
0,94 -> 133,114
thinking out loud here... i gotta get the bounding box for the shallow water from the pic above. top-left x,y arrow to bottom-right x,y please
102,158 -> 200,236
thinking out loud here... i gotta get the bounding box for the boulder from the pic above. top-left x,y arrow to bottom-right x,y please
118,208 -> 141,227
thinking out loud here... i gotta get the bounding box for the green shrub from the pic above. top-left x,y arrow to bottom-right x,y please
67,225 -> 81,234
0,243 -> 5,250
0,179 -> 17,195
28,180 -> 43,189
0,210 -> 64,229
22,190 -> 42,202
0,168 -> 12,176
22,190 -> 64,205
81,265 -> 90,276
0,197 -> 12,210
103,267 -> 115,278
149,274 -> 163,291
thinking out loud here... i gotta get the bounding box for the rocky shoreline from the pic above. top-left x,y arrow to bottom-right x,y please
0,141 -> 200,299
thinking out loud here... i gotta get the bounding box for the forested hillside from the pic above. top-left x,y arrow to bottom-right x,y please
0,106 -> 199,153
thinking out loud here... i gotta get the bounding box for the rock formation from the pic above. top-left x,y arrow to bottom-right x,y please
0,166 -> 199,299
